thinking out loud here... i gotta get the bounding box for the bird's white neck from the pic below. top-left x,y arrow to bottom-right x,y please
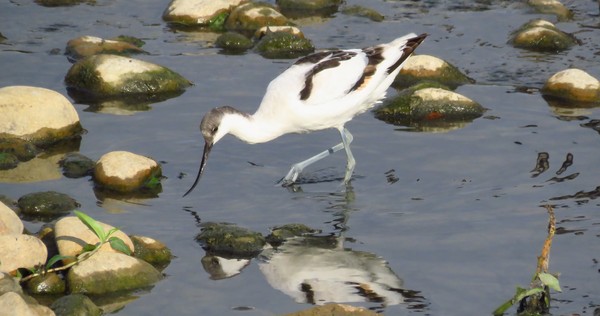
221,112 -> 284,144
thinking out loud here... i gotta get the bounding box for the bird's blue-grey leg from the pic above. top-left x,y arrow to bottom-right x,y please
280,127 -> 354,186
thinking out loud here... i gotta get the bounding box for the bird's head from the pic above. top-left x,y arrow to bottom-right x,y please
183,106 -> 234,197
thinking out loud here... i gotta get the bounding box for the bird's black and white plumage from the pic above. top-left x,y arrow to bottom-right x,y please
184,33 -> 427,196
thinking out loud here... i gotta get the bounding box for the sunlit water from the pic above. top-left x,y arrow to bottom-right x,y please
1,0 -> 600,315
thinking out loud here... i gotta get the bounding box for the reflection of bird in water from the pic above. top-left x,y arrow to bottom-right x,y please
183,33 -> 427,196
257,237 -> 409,307
201,255 -> 250,280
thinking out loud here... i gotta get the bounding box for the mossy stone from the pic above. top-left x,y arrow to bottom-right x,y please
341,5 -> 384,22
255,31 -> 314,59
215,32 -> 254,52
50,294 -> 102,316
17,191 -> 79,221
196,222 -> 266,258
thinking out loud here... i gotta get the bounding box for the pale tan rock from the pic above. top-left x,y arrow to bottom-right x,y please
0,234 -> 47,273
0,292 -> 55,316
542,68 -> 600,103
94,151 -> 161,192
163,0 -> 245,25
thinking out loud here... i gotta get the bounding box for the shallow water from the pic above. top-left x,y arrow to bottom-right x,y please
1,0 -> 600,315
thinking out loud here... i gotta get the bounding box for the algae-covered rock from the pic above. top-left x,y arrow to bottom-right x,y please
196,222 -> 266,258
50,294 -> 102,316
65,35 -> 146,61
93,151 -> 162,193
0,139 -> 38,163
130,235 -> 172,270
59,152 -> 95,178
163,0 -> 245,27
0,153 -> 18,171
35,0 -> 92,7
341,5 -> 384,22
215,32 -> 254,53
254,26 -> 305,40
277,0 -> 342,17
542,68 -> 600,104
394,55 -> 474,89
0,86 -> 82,148
225,2 -> 289,33
375,86 -> 485,131
67,252 -> 162,295
266,223 -> 320,246
509,19 -> 577,52
25,272 -> 66,295
527,0 -> 573,21
255,31 -> 314,59
64,54 -> 191,101
18,191 -> 79,221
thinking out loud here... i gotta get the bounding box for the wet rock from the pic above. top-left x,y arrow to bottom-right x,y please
35,0 -> 91,7
0,272 -> 22,294
93,151 -> 162,193
0,201 -> 23,235
65,35 -> 146,61
0,139 -> 38,163
341,5 -> 384,22
50,294 -> 101,316
284,303 -> 378,316
64,54 -> 191,101
163,0 -> 245,27
375,85 -> 485,129
509,19 -> 577,52
254,26 -> 305,40
25,272 -> 66,295
541,68 -> 600,104
55,216 -> 134,264
0,86 -> 83,147
215,32 -> 253,53
0,153 -> 18,170
196,222 -> 266,258
265,223 -> 320,246
277,0 -> 342,17
130,235 -> 172,270
225,2 -> 289,33
201,255 -> 250,280
18,191 -> 79,221
0,32 -> 6,42
0,234 -> 47,273
67,252 -> 162,295
0,291 -> 55,316
59,152 -> 95,178
394,55 -> 474,89
527,0 -> 573,21
255,31 -> 314,59
0,152 -> 68,183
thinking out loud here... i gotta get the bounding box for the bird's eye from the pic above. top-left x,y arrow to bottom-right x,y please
212,127 -> 218,133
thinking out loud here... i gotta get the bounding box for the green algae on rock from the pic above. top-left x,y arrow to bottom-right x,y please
64,54 -> 191,101
196,222 -> 266,258
341,5 -> 384,22
509,19 -> 577,52
17,191 -> 80,221
394,55 -> 474,89
225,2 -> 289,33
215,32 -> 254,53
255,31 -> 314,59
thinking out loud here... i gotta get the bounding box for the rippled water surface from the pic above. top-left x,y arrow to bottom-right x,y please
1,0 -> 600,315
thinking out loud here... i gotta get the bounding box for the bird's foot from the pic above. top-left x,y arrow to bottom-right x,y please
278,165 -> 302,186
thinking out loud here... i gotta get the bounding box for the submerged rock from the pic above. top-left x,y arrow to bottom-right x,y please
0,153 -> 18,171
225,2 -> 289,33
0,138 -> 38,163
527,0 -> 573,21
509,19 -> 577,52
0,86 -> 82,147
93,151 -> 162,193
196,222 -> 266,258
541,68 -> 600,104
375,85 -> 485,130
266,223 -> 320,246
59,152 -> 95,178
55,216 -> 134,264
50,294 -> 102,316
64,54 -> 191,101
284,303 -> 378,316
341,5 -> 384,22
215,32 -> 253,53
67,252 -> 162,295
255,31 -> 314,59
394,55 -> 474,89
0,234 -> 47,273
163,0 -> 245,27
18,191 -> 79,221
65,35 -> 146,61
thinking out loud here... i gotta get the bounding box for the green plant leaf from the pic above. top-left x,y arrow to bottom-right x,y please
538,272 -> 561,292
106,227 -> 120,238
109,236 -> 131,255
74,210 -> 106,241
515,287 -> 544,302
81,243 -> 97,253
45,255 -> 75,269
